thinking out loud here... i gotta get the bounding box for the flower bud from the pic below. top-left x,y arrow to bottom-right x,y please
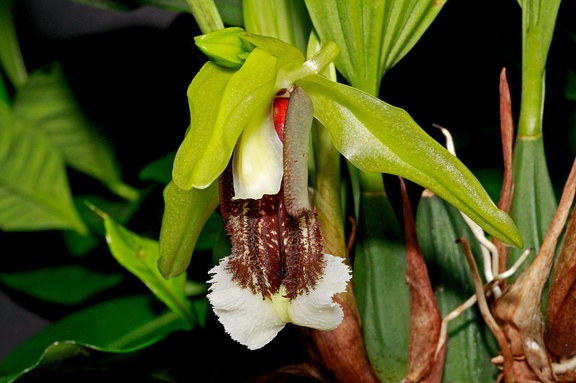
194,27 -> 252,68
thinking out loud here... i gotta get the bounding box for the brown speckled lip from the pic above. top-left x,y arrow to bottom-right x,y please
218,89 -> 325,300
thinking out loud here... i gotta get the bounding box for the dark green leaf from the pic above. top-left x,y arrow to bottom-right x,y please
139,151 -> 176,184
62,194 -> 142,257
215,0 -> 243,26
72,0 -> 190,13
416,192 -> 499,382
0,295 -> 187,376
12,64 -> 139,201
0,266 -> 123,305
353,174 -> 409,382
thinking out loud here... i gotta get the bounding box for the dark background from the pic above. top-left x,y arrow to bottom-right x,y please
2,0 -> 576,367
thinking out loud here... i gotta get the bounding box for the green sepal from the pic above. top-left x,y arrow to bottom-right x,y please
241,32 -> 305,75
172,48 -> 278,190
158,181 -> 219,279
297,74 -> 523,248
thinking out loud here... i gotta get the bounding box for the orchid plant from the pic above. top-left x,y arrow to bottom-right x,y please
1,0 -> 576,382
160,23 -> 521,349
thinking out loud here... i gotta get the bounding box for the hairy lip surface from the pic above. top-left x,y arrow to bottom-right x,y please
218,92 -> 325,297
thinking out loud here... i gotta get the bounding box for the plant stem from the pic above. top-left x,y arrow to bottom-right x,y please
186,0 -> 224,34
516,0 -> 561,137
0,0 -> 28,89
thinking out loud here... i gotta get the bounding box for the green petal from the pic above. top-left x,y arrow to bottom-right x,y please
297,74 -> 523,248
172,48 -> 278,190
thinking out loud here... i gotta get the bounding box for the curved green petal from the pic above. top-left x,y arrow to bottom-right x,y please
172,47 -> 278,190
297,74 -> 522,248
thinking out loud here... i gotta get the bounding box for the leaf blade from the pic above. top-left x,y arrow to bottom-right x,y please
104,217 -> 195,327
297,75 -> 522,248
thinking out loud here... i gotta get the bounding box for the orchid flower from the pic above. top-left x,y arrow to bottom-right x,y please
209,86 -> 351,350
160,27 -> 522,349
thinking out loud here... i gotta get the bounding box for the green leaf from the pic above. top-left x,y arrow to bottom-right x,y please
304,0 -> 446,95
139,151 -> 176,184
158,181 -> 219,278
12,64 -> 139,202
297,75 -> 523,248
0,266 -> 123,305
63,194 -> 142,257
243,0 -> 312,54
5,339 -> 199,383
353,174 -> 409,382
104,216 -> 196,327
0,113 -> 87,234
214,0 -> 243,27
416,192 -> 499,382
0,70 -> 9,107
0,295 -> 187,376
172,48 -> 277,190
72,0 -> 191,13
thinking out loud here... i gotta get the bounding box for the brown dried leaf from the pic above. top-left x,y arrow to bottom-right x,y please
496,68 -> 515,275
497,67 -> 515,215
400,178 -> 443,383
494,158 -> 576,382
546,203 -> 576,357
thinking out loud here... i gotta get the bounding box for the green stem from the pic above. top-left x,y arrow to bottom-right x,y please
281,41 -> 340,88
186,0 -> 224,34
516,0 -> 561,137
312,123 -> 347,259
517,63 -> 544,138
358,170 -> 385,193
0,0 -> 28,89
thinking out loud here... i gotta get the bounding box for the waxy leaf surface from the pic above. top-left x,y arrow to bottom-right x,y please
297,74 -> 522,248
